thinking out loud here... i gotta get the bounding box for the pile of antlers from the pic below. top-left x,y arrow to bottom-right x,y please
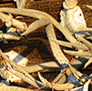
0,0 -> 92,90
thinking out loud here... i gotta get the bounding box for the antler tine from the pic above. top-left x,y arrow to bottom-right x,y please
38,72 -> 74,90
75,34 -> 92,52
0,34 -> 21,41
86,5 -> 92,10
68,63 -> 83,77
0,8 -> 77,43
46,23 -> 69,64
64,50 -> 91,59
21,19 -> 50,36
83,79 -> 91,91
84,57 -> 92,68
14,0 -> 27,9
50,38 -> 88,50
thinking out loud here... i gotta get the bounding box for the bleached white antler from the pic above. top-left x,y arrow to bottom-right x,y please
38,72 -> 74,90
63,0 -> 78,9
60,0 -> 87,33
86,5 -> 92,10
14,0 -> 27,9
